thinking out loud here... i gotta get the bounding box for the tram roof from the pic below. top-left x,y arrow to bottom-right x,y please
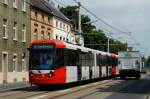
65,42 -> 112,56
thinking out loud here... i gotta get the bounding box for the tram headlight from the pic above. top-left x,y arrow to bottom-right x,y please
42,74 -> 45,77
29,71 -> 33,77
30,74 -> 33,77
48,70 -> 54,77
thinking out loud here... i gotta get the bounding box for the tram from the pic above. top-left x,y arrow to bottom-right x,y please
29,40 -> 118,86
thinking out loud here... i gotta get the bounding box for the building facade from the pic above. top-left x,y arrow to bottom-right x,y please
71,29 -> 84,46
31,8 -> 53,41
0,0 -> 30,84
31,0 -> 77,44
52,16 -> 72,43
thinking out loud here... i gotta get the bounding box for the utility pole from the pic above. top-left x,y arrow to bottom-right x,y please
126,41 -> 128,51
78,2 -> 82,44
107,36 -> 110,53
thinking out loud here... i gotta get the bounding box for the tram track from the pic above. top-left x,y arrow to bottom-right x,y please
23,79 -> 123,99
0,75 -> 147,99
0,79 -> 115,99
47,76 -> 147,99
47,79 -> 123,99
28,74 -> 147,99
0,86 -> 45,99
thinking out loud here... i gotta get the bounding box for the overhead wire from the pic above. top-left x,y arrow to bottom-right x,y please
52,0 -> 66,7
72,0 -> 131,36
72,0 -> 145,52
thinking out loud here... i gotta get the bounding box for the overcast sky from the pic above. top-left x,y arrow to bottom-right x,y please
53,0 -> 150,57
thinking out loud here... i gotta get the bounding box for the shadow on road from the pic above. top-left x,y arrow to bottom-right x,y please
9,78 -> 112,92
97,77 -> 150,94
9,84 -> 71,92
9,80 -> 101,92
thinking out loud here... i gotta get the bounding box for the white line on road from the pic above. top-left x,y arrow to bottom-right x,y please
80,85 -> 88,88
58,89 -> 71,93
92,82 -> 99,85
30,95 -> 47,99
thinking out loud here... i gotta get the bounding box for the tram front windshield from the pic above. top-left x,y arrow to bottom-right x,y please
29,44 -> 55,70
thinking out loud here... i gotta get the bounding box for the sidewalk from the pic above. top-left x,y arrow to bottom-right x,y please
0,82 -> 31,91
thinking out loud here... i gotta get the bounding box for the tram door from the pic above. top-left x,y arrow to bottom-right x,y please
99,66 -> 102,77
89,66 -> 92,79
2,53 -> 8,83
77,49 -> 82,81
106,66 -> 109,76
77,65 -> 82,81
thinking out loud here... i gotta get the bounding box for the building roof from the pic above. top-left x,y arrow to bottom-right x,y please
31,0 -> 70,22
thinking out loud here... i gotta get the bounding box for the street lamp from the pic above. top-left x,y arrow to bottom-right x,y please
107,35 -> 123,53
82,20 -> 98,25
107,36 -> 110,53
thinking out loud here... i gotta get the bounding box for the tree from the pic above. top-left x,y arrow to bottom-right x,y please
60,6 -> 79,28
60,6 -> 127,53
145,56 -> 150,68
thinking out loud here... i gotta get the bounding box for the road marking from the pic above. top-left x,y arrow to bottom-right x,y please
80,85 -> 88,88
58,89 -> 71,93
30,95 -> 47,99
92,82 -> 99,85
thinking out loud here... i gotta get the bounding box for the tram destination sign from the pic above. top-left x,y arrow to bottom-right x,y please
32,44 -> 54,49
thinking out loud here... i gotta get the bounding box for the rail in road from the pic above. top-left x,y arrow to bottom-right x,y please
28,74 -> 148,99
0,78 -> 121,99
0,74 -> 148,99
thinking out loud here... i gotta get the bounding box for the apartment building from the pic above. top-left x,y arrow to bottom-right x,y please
0,0 -> 30,84
31,0 -> 77,44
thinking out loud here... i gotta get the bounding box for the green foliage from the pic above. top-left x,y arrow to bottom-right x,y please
60,6 -> 127,53
60,6 -> 79,27
145,56 -> 150,68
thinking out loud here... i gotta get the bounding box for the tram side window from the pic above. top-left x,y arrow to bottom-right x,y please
79,52 -> 94,66
81,53 -> 85,66
101,55 -> 107,66
78,53 -> 85,66
97,54 -> 102,66
55,49 -> 64,67
64,49 -> 94,66
65,49 -> 78,66
107,56 -> 112,66
88,53 -> 94,66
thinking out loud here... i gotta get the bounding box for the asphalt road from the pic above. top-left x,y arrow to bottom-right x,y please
0,74 -> 150,99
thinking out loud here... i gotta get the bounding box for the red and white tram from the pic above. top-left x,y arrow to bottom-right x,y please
29,40 -> 118,86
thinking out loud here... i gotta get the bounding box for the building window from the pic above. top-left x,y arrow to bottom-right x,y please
48,32 -> 51,40
3,0 -> 8,5
41,31 -> 44,40
13,0 -> 17,8
33,29 -> 38,40
67,25 -> 69,31
60,23 -> 62,29
56,21 -> 58,27
22,0 -> 26,12
42,14 -> 44,22
63,37 -> 65,41
22,24 -> 26,42
48,17 -> 50,24
12,54 -> 17,72
22,53 -> 26,72
13,21 -> 17,40
35,12 -> 37,19
60,36 -> 62,40
63,24 -> 66,30
56,35 -> 58,40
3,19 -> 8,39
